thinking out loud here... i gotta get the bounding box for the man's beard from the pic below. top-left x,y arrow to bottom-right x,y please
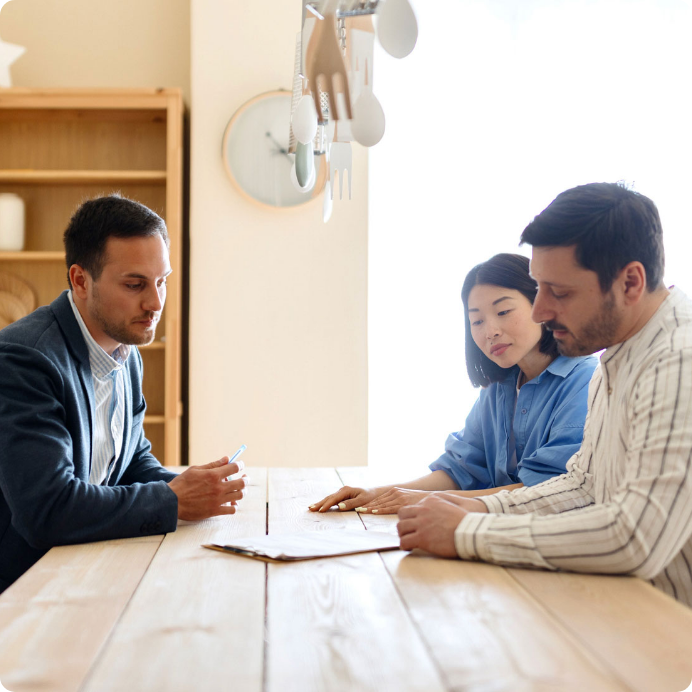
91,286 -> 158,347
545,291 -> 621,357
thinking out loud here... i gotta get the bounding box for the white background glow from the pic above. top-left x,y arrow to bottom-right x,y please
369,0 -> 692,478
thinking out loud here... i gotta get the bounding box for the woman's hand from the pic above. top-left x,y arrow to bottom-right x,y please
355,487 -> 431,515
308,486 -> 382,513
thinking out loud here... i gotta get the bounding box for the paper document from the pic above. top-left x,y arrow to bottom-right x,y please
203,529 -> 400,562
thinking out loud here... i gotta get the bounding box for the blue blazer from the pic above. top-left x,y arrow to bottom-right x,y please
0,291 -> 179,592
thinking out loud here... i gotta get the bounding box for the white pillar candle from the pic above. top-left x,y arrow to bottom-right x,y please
0,193 -> 25,251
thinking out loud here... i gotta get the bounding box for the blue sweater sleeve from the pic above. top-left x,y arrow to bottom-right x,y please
428,395 -> 493,491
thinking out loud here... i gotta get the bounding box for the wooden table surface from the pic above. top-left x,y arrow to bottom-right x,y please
1,467 -> 692,692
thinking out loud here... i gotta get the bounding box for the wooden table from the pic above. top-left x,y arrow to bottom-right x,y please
1,467 -> 692,692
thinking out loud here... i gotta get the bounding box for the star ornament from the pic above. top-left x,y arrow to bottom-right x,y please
0,0 -> 25,88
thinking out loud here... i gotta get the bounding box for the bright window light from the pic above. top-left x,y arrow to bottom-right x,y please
369,0 -> 692,478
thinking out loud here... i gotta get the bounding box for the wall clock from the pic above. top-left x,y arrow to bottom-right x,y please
222,90 -> 326,209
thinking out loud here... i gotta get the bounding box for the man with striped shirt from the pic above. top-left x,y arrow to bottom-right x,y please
397,182 -> 692,607
0,196 -> 246,593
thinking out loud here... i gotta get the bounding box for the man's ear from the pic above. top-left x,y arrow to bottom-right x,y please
69,265 -> 90,301
619,261 -> 647,305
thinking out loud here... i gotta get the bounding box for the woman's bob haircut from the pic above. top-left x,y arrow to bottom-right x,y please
462,253 -> 558,388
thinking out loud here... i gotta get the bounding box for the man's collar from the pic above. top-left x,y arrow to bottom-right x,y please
66,290 -> 130,374
50,291 -> 90,366
601,287 -> 680,365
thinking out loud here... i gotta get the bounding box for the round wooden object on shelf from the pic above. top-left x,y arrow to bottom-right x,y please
0,291 -> 29,329
0,270 -> 36,313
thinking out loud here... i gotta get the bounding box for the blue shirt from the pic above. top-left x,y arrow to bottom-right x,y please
429,355 -> 598,489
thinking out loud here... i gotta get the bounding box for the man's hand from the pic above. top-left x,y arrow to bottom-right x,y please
397,494 -> 486,557
168,457 -> 247,521
437,493 -> 491,512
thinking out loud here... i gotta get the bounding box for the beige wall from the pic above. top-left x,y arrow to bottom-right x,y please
189,1 -> 368,468
0,0 -> 190,103
1,0 -> 368,469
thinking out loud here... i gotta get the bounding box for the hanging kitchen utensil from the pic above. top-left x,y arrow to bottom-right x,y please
329,141 -> 352,200
376,0 -> 418,58
305,0 -> 353,124
351,59 -> 385,147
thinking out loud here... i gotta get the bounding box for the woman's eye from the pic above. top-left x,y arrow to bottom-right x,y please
498,309 -> 511,316
472,320 -> 482,327
552,292 -> 567,300
126,284 -> 142,290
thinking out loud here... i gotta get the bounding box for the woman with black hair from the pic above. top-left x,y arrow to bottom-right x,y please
310,253 -> 598,515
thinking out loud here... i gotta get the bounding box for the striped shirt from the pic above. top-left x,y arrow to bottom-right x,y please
455,287 -> 692,607
67,291 -> 130,485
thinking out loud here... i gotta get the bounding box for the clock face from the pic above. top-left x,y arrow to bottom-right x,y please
222,91 -> 325,209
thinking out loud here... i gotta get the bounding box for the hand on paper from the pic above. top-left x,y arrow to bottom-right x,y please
397,494 -> 486,558
168,457 -> 248,521
309,485 -> 383,513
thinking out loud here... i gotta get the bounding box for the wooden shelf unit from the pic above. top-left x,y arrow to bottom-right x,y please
0,88 -> 184,466
0,170 -> 167,185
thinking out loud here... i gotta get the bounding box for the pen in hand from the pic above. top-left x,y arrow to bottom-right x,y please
228,444 -> 246,466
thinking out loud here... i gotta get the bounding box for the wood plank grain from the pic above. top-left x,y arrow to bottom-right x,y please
265,467 -> 446,692
338,467 -> 627,692
81,468 -> 268,692
0,536 -> 162,692
380,551 -> 626,692
508,568 -> 692,692
271,467 -> 366,535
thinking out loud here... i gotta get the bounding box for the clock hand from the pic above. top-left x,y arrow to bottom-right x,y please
265,132 -> 293,163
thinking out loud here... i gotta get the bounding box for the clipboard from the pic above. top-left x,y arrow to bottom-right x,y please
203,529 -> 400,563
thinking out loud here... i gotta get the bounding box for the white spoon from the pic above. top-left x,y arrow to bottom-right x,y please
376,0 -> 418,59
294,141 -> 315,189
290,160 -> 316,193
292,95 -> 318,145
351,60 -> 385,147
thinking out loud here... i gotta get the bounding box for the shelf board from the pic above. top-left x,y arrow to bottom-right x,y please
0,251 -> 64,260
0,170 -> 167,185
144,415 -> 165,424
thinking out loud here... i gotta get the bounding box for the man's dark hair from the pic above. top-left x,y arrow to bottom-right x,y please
63,194 -> 169,288
462,253 -> 558,388
520,182 -> 664,293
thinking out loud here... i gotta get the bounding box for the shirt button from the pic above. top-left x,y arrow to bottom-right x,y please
521,408 -> 527,414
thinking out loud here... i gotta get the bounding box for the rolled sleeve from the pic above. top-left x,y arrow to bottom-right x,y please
455,512 -> 556,571
429,398 -> 492,490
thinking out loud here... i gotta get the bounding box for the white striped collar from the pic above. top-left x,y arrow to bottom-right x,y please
67,290 -> 130,377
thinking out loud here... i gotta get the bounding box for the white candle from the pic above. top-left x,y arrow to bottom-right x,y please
0,193 -> 25,251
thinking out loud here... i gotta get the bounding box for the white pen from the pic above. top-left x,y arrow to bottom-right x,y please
228,444 -> 247,466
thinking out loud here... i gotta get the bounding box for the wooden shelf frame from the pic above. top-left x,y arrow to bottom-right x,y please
0,88 -> 184,466
0,251 -> 65,261
0,170 -> 167,185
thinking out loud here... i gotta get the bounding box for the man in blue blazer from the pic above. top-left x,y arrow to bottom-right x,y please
0,195 -> 245,593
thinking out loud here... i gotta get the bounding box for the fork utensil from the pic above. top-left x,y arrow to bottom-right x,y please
329,141 -> 352,200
